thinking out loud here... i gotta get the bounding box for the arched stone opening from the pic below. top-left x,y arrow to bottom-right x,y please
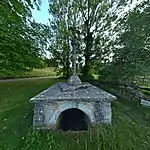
56,108 -> 91,131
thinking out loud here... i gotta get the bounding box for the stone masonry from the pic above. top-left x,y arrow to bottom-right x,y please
30,75 -> 117,130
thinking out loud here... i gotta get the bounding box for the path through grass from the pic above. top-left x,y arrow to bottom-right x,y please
0,79 -> 150,150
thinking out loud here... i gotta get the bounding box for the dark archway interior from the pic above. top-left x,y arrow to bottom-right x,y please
57,108 -> 91,131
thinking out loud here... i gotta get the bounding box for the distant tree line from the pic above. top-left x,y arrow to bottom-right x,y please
48,0 -> 150,83
0,0 -> 150,83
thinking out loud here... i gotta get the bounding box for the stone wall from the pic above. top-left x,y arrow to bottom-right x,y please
33,100 -> 96,129
99,83 -> 150,102
33,100 -> 113,129
93,101 -> 112,124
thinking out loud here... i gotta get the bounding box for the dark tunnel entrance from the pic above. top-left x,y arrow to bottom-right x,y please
57,108 -> 91,131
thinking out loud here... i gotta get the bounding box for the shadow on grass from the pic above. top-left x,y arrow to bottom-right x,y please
1,79 -> 150,150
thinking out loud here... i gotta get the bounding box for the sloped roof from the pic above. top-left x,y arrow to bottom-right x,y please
30,82 -> 117,103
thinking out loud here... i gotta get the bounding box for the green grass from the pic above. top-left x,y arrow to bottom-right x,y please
24,67 -> 59,78
137,78 -> 150,87
141,89 -> 150,96
0,67 -> 61,79
0,79 -> 150,150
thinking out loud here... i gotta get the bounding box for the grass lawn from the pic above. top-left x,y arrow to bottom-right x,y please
0,67 -> 61,79
0,79 -> 150,150
24,67 -> 59,78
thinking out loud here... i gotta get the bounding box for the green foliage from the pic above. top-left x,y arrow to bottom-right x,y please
48,0 -> 150,82
48,0 -> 112,78
48,0 -> 72,77
99,1 -> 150,82
0,0 -> 51,76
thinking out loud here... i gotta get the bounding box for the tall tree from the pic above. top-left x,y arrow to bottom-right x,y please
48,0 -> 73,77
49,0 -> 112,77
48,0 -> 150,82
0,0 -> 50,76
100,0 -> 150,82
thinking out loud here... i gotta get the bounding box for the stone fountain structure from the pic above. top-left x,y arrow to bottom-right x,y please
30,33 -> 117,131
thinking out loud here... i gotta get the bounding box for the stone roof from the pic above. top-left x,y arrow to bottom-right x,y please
30,82 -> 117,103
